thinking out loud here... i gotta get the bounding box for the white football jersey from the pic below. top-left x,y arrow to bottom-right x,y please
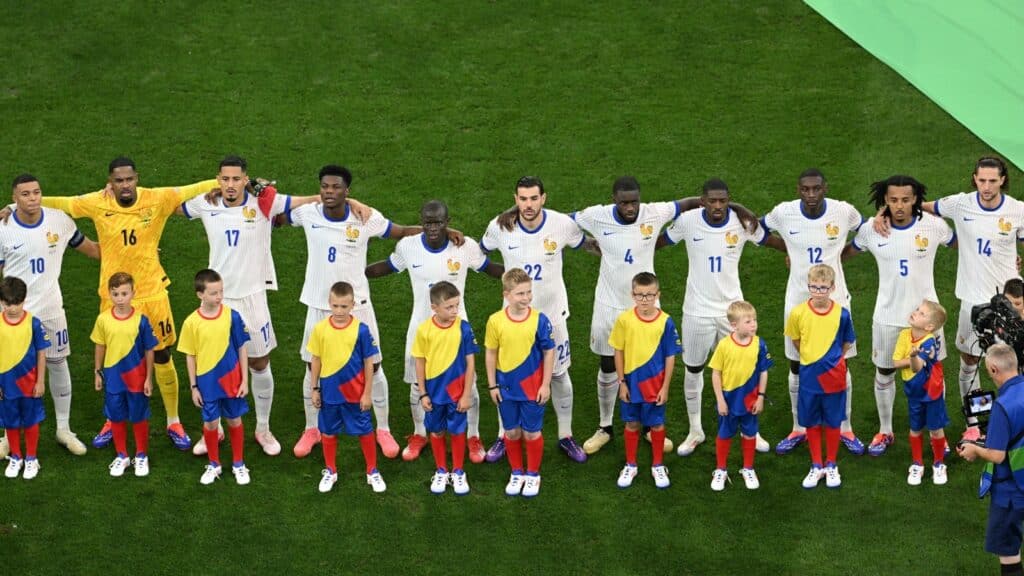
289,203 -> 392,310
762,198 -> 863,312
853,213 -> 954,326
182,190 -> 290,299
573,201 -> 679,309
0,208 -> 82,320
480,209 -> 584,323
388,234 -> 489,329
665,208 -> 766,317
935,191 -> 1024,304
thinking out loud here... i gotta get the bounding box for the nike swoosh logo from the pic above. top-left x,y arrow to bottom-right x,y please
788,230 -> 800,235
412,264 -> 423,268
691,238 -> 704,242
311,224 -> 324,228
11,243 -> 25,250
507,245 -> 520,250
963,217 -> 975,222
104,212 -> 115,217
209,212 -> 221,217
602,231 -> 615,236
877,243 -> 889,247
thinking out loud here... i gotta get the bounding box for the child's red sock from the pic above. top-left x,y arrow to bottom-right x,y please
203,427 -> 221,466
111,421 -> 128,457
359,432 -> 377,473
5,428 -> 22,459
228,423 -> 245,466
525,435 -> 544,474
451,433 -> 466,470
321,434 -> 338,473
430,434 -> 447,470
716,437 -> 732,469
133,420 -> 149,456
505,436 -> 524,472
650,428 -> 666,466
909,433 -> 924,465
931,436 -> 946,465
806,425 -> 823,466
24,424 -> 39,459
624,428 -> 639,466
824,426 -> 840,464
742,436 -> 756,469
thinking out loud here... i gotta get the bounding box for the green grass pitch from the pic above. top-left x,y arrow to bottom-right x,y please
1,1 -> 1022,574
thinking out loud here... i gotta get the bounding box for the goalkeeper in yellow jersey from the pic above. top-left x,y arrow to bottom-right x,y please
39,156 -> 218,450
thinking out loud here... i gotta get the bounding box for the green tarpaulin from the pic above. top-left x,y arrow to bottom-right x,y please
806,0 -> 1024,170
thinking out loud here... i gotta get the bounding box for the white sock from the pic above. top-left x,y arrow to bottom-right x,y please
597,371 -> 619,428
841,370 -> 853,433
47,358 -> 73,432
789,372 -> 804,433
684,369 -> 704,436
302,368 -> 318,430
496,407 -> 505,439
467,385 -> 481,438
251,363 -> 274,433
371,368 -> 390,430
874,370 -> 896,435
959,362 -> 979,398
409,383 -> 426,436
551,371 -> 574,439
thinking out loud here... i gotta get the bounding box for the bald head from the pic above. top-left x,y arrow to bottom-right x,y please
985,343 -> 1019,386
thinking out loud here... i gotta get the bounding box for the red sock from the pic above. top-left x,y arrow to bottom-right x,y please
824,426 -> 840,464
525,435 -> 544,473
624,428 -> 639,466
716,437 -> 732,469
451,433 -> 466,471
133,421 -> 149,456
742,436 -> 756,469
931,437 -> 946,465
360,432 -> 377,473
203,427 -> 221,466
806,425 -> 823,466
909,433 -> 924,465
228,424 -> 245,465
24,424 -> 39,459
430,434 -> 448,470
5,428 -> 22,459
111,421 -> 129,457
321,434 -> 338,473
650,428 -> 666,466
505,436 -> 524,472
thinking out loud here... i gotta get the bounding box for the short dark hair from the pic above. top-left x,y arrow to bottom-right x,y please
194,268 -> 222,293
108,156 -> 136,174
799,168 -> 826,184
702,178 -> 729,195
108,272 -> 134,291
330,281 -> 354,299
319,165 -> 353,187
0,276 -> 28,305
631,271 -> 659,290
220,155 -> 248,172
11,173 -> 38,189
516,176 -> 545,194
1005,278 -> 1024,299
613,176 -> 640,195
868,175 -> 927,220
429,281 -> 460,304
974,156 -> 1009,191
421,199 -> 449,220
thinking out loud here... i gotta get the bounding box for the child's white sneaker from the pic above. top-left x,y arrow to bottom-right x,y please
319,469 -> 338,493
824,464 -> 841,488
617,464 -> 638,488
133,456 -> 149,477
522,474 -> 541,498
5,456 -> 23,478
932,463 -> 948,485
109,456 -> 131,477
740,468 -> 760,490
802,465 -> 823,489
22,459 -> 40,480
652,465 -> 670,489
200,464 -> 222,485
711,468 -> 729,491
430,469 -> 449,494
450,470 -> 470,495
366,468 -> 386,493
506,472 -> 526,496
907,463 -> 925,486
232,464 -> 251,485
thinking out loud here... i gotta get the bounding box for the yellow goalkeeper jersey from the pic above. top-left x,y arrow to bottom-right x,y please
42,180 -> 217,299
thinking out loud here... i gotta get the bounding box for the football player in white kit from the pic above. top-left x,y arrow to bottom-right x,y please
366,200 -> 504,463
874,157 -> 1024,443
762,168 -> 866,455
658,178 -> 771,456
180,156 -> 321,457
0,173 -> 100,459
478,176 -> 593,463
288,165 -> 455,460
843,175 -> 954,456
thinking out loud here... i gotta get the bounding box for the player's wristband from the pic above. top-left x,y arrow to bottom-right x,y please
488,386 -> 498,390
190,385 -> 198,389
757,392 -> 765,397
312,386 -> 320,392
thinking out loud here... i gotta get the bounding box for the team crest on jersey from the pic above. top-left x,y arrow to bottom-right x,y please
724,231 -> 739,248
639,223 -> 654,239
138,208 -> 155,227
825,222 -> 840,240
345,225 -> 360,242
446,258 -> 461,275
45,230 -> 59,247
543,237 -> 557,254
998,217 -> 1013,236
914,234 -> 929,251
241,206 -> 257,222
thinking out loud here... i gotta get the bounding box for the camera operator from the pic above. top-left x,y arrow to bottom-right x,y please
959,344 -> 1024,575
1006,279 -> 1024,320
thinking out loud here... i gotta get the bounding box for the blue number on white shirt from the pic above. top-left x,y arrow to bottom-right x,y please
624,249 -> 634,264
899,259 -> 908,277
327,247 -> 337,263
708,256 -> 721,273
524,264 -> 543,281
807,247 -> 822,263
225,229 -> 240,247
30,257 -> 45,274
977,239 -> 992,257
